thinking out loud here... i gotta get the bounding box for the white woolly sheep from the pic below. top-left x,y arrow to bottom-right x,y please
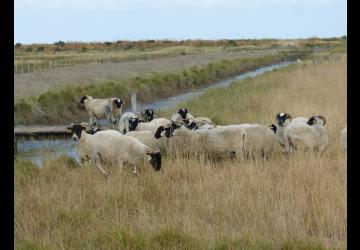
68,124 -> 161,177
340,127 -> 347,152
80,95 -> 124,129
283,115 -> 329,153
160,123 -> 246,160
216,123 -> 279,160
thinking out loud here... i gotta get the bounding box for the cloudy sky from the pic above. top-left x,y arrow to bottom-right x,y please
14,0 -> 347,44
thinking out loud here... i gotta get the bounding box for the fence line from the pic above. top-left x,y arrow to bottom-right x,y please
14,50 -> 200,74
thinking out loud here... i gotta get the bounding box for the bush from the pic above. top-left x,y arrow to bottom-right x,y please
26,47 -> 33,52
104,41 -> 112,46
36,46 -> 45,52
14,43 -> 22,48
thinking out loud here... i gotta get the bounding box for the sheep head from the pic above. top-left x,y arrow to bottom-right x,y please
144,109 -> 156,121
178,108 -> 189,119
276,113 -> 292,126
307,115 -> 327,126
67,124 -> 87,141
113,98 -> 124,109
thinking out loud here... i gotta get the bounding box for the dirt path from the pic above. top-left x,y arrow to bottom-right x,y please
14,50 -> 274,100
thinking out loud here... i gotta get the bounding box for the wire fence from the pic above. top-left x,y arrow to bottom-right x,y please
14,50 -> 204,74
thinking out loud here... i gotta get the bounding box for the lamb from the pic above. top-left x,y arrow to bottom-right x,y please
80,95 -> 124,129
283,115 -> 329,153
340,127 -> 347,151
68,124 -> 161,177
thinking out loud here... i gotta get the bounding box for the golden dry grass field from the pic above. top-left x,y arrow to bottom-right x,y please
15,58 -> 347,249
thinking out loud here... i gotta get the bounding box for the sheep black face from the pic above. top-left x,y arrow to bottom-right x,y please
269,124 -> 277,133
276,113 -> 292,126
148,151 -> 161,171
67,124 -> 87,141
154,126 -> 165,139
128,118 -> 139,131
144,109 -> 156,121
178,108 -> 188,119
307,115 -> 326,126
186,121 -> 199,130
80,96 -> 88,104
113,98 -> 123,109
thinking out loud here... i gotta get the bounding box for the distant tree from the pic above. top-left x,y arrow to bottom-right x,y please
14,43 -> 22,48
54,41 -> 66,46
227,40 -> 237,46
341,35 -> 347,39
146,39 -> 155,43
104,41 -> 112,46
26,47 -> 33,52
80,46 -> 87,52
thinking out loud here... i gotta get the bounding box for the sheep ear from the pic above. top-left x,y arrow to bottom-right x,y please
317,115 -> 326,125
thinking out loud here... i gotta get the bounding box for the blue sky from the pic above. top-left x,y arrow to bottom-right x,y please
14,0 -> 347,44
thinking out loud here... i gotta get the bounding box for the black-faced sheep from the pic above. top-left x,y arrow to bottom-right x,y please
68,124 -> 161,177
80,95 -> 124,129
283,115 -> 329,153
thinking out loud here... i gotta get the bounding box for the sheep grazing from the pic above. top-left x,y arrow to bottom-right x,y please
283,115 -> 329,153
340,127 -> 347,152
274,112 -> 293,149
216,123 -> 279,160
80,95 -> 125,129
160,123 -> 246,160
68,124 -> 161,177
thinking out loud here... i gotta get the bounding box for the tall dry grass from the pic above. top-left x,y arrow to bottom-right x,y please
15,59 -> 346,249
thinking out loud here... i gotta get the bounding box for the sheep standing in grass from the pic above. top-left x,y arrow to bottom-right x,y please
216,123 -> 279,160
159,122 -> 246,160
80,95 -> 124,129
340,127 -> 347,152
274,112 -> 293,150
283,115 -> 329,153
68,124 -> 161,177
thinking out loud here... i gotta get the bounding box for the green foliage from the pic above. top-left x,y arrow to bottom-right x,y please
15,43 -> 22,48
104,41 -> 112,46
26,47 -> 33,52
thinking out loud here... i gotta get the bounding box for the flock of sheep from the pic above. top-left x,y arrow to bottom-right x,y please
67,95 -> 347,177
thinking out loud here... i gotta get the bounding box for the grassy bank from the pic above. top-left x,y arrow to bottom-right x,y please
15,59 -> 346,249
15,52 -> 305,125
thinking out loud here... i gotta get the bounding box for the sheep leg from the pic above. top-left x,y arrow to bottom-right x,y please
94,154 -> 108,178
129,163 -> 137,176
